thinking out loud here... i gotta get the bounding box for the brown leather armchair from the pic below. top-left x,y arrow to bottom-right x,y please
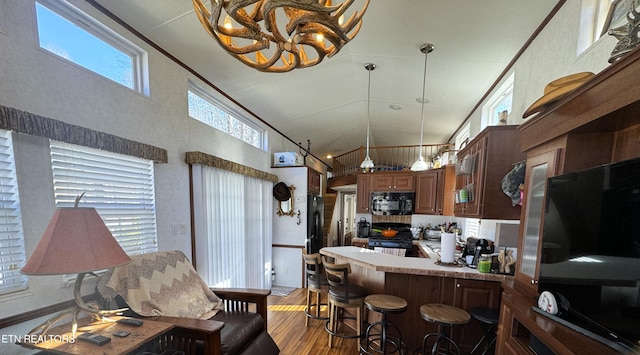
150,288 -> 278,355
96,251 -> 279,355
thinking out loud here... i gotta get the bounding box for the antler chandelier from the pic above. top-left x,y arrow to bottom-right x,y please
192,0 -> 369,72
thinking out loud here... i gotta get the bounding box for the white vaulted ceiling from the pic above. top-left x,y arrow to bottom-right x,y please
92,0 -> 560,167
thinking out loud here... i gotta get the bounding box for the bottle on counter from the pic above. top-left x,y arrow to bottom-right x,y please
478,254 -> 492,273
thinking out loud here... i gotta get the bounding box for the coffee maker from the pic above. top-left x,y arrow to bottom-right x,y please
357,217 -> 370,238
462,238 -> 494,267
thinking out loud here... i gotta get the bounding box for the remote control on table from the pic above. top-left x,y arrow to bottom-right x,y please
113,330 -> 130,337
77,332 -> 111,346
116,318 -> 144,326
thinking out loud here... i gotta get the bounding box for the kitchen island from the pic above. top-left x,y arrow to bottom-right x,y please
320,245 -> 510,352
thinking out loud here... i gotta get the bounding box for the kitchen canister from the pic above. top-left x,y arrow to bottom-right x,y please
440,232 -> 457,263
478,254 -> 492,273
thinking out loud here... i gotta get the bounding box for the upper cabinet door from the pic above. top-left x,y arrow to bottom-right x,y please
371,172 -> 415,192
356,174 -> 372,213
453,126 -> 524,220
415,169 -> 442,214
515,149 -> 560,294
308,168 -> 321,195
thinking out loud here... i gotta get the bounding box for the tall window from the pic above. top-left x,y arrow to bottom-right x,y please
577,0 -> 615,55
188,83 -> 265,150
481,72 -> 514,130
191,165 -> 272,289
0,130 -> 27,296
35,0 -> 149,95
455,122 -> 471,151
50,141 -> 158,255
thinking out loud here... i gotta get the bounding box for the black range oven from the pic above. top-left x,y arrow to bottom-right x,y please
368,223 -> 415,256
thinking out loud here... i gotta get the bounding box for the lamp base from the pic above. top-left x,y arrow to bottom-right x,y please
27,272 -> 128,337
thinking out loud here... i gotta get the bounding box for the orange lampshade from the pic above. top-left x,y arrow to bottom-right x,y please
22,207 -> 131,275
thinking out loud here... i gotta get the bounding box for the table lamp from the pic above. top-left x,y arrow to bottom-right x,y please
21,194 -> 131,336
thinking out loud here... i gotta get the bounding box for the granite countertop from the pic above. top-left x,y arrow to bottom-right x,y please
320,243 -> 511,282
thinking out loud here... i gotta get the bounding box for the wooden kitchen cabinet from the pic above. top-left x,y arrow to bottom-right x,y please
307,168 -> 321,195
415,165 -> 455,215
454,125 -> 524,220
380,273 -> 503,352
499,48 -> 640,354
356,174 -> 372,213
414,169 -> 442,214
371,171 -> 414,191
356,172 -> 415,213
441,278 -> 502,353
496,282 -> 620,355
514,149 -> 559,295
351,239 -> 369,248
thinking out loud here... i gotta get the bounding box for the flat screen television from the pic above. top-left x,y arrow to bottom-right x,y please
540,156 -> 640,352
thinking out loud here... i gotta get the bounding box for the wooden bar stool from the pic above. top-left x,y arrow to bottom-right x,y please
469,307 -> 499,355
302,251 -> 330,326
417,304 -> 471,355
323,257 -> 368,348
360,294 -> 408,355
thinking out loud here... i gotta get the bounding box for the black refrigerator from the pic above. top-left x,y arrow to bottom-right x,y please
306,194 -> 323,254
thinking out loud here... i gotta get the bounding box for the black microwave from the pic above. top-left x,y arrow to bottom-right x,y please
371,192 -> 414,215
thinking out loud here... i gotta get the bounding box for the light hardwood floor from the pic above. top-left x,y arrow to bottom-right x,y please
267,288 -> 360,355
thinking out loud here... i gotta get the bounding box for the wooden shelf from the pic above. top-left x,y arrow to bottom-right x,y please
498,282 -> 622,354
505,47 -> 640,355
520,46 -> 640,152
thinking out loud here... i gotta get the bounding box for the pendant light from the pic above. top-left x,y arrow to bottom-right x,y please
411,43 -> 435,172
360,63 -> 376,172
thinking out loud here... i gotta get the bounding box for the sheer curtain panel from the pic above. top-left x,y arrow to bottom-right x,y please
192,165 -> 272,289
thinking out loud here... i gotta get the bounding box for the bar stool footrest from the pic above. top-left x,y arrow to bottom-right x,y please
304,302 -> 330,321
360,320 -> 407,354
416,332 -> 460,355
325,318 -> 365,340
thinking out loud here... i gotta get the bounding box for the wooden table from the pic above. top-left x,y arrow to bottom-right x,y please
19,316 -> 174,355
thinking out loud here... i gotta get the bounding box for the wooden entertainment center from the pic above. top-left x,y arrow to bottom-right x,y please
496,47 -> 640,354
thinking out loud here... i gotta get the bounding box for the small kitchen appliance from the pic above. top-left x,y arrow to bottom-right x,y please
462,238 -> 494,268
357,217 -> 370,238
370,192 -> 414,216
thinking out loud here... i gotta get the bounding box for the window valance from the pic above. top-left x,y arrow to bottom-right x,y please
185,151 -> 278,182
0,105 -> 167,163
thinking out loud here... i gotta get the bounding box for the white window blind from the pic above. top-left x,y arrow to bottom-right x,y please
464,218 -> 480,240
192,165 -> 273,289
50,141 -> 158,255
0,130 -> 27,295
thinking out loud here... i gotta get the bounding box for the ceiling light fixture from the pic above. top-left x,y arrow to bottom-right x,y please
410,43 -> 435,172
192,0 -> 370,73
360,62 -> 375,173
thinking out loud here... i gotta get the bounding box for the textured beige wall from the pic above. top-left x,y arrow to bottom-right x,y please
0,0 -> 625,351
0,0 -> 304,329
466,1 -> 619,139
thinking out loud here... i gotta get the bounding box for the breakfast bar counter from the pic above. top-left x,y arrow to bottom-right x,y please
319,245 -> 509,352
320,245 -> 510,282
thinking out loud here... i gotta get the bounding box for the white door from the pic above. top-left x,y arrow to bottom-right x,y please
342,194 -> 356,245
